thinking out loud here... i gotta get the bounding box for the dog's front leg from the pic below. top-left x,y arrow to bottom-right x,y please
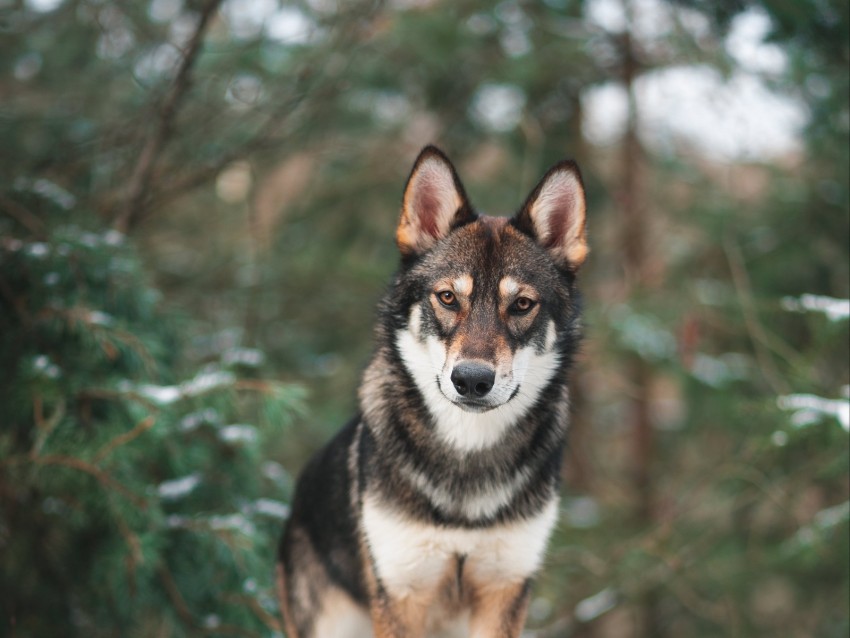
362,548 -> 435,638
368,591 -> 433,638
468,579 -> 532,638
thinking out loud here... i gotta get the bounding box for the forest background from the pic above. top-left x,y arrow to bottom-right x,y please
1,0 -> 848,636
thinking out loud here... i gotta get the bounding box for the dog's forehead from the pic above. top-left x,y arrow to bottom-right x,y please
427,217 -> 508,265
416,216 -> 549,287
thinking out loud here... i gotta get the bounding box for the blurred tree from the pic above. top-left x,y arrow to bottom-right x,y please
1,0 -> 847,636
547,1 -> 850,636
0,219 -> 302,635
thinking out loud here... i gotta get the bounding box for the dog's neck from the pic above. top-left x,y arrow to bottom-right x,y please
356,340 -> 571,526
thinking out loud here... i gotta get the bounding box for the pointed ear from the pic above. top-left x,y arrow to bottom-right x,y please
396,146 -> 475,258
513,160 -> 588,269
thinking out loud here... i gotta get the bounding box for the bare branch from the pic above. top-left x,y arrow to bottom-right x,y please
118,4 -> 384,222
723,235 -> 791,394
0,195 -> 47,237
113,0 -> 223,234
141,74 -> 322,216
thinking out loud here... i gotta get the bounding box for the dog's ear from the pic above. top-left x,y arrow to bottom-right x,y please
397,146 -> 475,258
513,160 -> 588,270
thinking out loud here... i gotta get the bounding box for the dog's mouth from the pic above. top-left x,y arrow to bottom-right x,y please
452,398 -> 496,413
438,380 -> 520,413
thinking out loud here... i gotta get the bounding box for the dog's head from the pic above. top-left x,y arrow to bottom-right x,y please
387,146 -> 588,451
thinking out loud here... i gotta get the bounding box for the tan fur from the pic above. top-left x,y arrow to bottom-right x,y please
370,592 -> 432,638
279,540 -> 372,638
468,579 -> 530,638
276,562 -> 300,638
313,588 -> 373,638
396,223 -> 422,258
280,525 -> 339,638
360,533 -> 431,638
566,238 -> 588,267
361,550 -> 530,638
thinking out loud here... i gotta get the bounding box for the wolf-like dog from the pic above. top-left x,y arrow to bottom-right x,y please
277,145 -> 589,638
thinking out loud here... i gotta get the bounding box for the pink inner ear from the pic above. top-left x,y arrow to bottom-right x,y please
541,190 -> 576,248
414,183 -> 441,239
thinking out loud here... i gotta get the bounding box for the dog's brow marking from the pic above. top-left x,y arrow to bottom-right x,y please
499,277 -> 520,298
453,275 -> 473,296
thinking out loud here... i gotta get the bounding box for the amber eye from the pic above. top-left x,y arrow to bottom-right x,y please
436,290 -> 457,307
512,297 -> 536,314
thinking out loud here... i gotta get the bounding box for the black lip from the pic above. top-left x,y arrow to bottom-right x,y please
452,399 -> 496,413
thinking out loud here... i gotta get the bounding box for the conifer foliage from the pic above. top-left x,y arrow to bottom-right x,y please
0,219 -> 300,636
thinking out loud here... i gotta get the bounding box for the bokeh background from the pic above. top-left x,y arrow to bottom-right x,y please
1,0 -> 848,636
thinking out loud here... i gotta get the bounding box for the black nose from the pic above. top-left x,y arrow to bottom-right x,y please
451,362 -> 496,398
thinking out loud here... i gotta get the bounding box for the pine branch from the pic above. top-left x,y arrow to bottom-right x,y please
77,387 -> 161,413
30,396 -> 65,457
28,454 -> 147,508
48,305 -> 161,375
157,563 -> 197,630
225,594 -> 282,634
93,415 -> 157,463
113,510 -> 143,570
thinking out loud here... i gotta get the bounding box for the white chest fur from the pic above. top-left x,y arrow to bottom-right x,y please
362,494 -> 558,595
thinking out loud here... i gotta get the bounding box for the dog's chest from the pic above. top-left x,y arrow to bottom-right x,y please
361,494 -> 558,594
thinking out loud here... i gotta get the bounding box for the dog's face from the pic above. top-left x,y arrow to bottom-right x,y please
391,147 -> 588,451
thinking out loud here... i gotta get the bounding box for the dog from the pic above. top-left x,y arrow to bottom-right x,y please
277,145 -> 588,638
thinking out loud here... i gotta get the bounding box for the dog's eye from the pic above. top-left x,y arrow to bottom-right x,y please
511,297 -> 536,314
436,290 -> 457,308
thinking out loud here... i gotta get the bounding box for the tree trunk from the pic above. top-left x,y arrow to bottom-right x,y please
618,22 -> 659,638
